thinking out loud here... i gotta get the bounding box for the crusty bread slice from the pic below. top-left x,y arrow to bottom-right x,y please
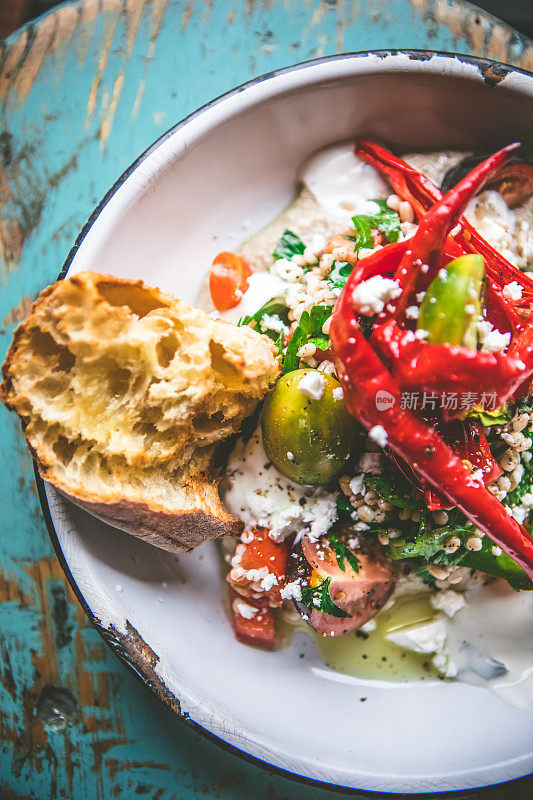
2,271 -> 281,552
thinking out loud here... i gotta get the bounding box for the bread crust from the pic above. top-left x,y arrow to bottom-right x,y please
2,271 -> 279,553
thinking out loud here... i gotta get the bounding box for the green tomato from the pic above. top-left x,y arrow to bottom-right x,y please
417,254 -> 484,348
261,368 -> 357,486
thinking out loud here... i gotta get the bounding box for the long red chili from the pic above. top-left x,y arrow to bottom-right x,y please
330,283 -> 533,579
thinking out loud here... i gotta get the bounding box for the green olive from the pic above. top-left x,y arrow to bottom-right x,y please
417,254 -> 484,348
261,368 -> 357,485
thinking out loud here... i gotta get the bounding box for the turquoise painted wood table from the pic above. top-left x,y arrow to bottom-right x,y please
1,2 -> 532,798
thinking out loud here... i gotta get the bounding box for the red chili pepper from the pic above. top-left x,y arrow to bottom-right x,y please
355,139 -> 533,327
329,144 -> 533,578
330,293 -> 533,579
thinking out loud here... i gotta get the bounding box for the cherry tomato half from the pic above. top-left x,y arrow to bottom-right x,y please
209,251 -> 252,311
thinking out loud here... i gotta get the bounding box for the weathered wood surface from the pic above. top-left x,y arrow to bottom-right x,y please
0,1 -> 532,798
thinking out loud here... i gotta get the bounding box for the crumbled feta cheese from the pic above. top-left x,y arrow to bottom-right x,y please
280,579 -> 302,601
415,291 -> 426,302
298,371 -> 325,400
471,468 -> 484,483
464,304 -> 476,315
481,329 -> 511,353
233,599 -> 258,619
438,268 -> 447,280
368,425 -> 388,448
349,474 -> 365,495
386,617 -> 447,654
223,429 -> 338,543
333,386 -> 344,401
286,451 -> 294,461
260,573 -> 278,591
512,506 -> 528,525
430,590 -> 466,618
405,305 -> 419,319
492,546 -> 502,557
502,282 -> 523,302
415,328 -> 429,340
260,313 -> 288,334
351,276 -> 402,316
521,492 -> 533,507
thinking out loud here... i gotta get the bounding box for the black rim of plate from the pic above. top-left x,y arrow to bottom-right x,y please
36,49 -> 533,798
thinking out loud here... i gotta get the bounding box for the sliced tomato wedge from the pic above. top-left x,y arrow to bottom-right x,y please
237,526 -> 288,607
209,251 -> 252,311
229,588 -> 276,649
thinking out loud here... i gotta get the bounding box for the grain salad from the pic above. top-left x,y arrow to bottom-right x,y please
206,139 -> 533,704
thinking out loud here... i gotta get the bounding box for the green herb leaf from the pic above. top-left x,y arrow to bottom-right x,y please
326,260 -> 353,291
300,577 -> 351,618
328,533 -> 360,573
388,524 -> 472,561
272,229 -> 306,261
458,536 -> 533,591
336,495 -> 353,515
351,216 -> 374,251
282,305 -> 332,374
365,475 -> 422,510
350,199 -> 401,255
307,334 -> 330,351
468,406 -> 511,427
238,298 -> 288,329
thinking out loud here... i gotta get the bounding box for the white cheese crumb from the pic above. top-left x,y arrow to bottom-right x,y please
333,386 -> 344,401
287,451 -> 294,461
471,468 -> 484,483
430,590 -> 466,618
351,276 -> 402,316
405,305 -> 419,319
280,579 -> 302,601
232,599 -> 258,619
438,268 -> 447,280
464,304 -> 476,315
481,329 -> 511,353
260,573 -> 278,592
349,474 -> 365,496
503,281 -> 523,302
492,546 -> 502,557
298,371 -> 325,400
368,425 -> 388,448
260,313 -> 288,334
415,328 -> 429,340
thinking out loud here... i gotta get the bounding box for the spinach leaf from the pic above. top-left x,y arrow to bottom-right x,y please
365,474 -> 422,510
272,229 -> 306,261
283,304 -> 332,373
328,532 -> 360,573
300,577 -> 351,618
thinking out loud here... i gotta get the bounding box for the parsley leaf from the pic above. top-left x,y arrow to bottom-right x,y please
328,532 -> 360,573
326,260 -> 353,291
300,577 -> 351,618
272,229 -> 306,261
365,475 -> 422,510
336,495 -> 353,515
350,199 -> 401,254
283,304 -> 332,373
389,524 -> 472,561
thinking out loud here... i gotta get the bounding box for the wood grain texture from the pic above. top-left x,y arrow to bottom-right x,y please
0,1 -> 532,798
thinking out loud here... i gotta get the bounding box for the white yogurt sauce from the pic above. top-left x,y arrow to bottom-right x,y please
299,141 -> 390,221
219,140 -> 533,706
